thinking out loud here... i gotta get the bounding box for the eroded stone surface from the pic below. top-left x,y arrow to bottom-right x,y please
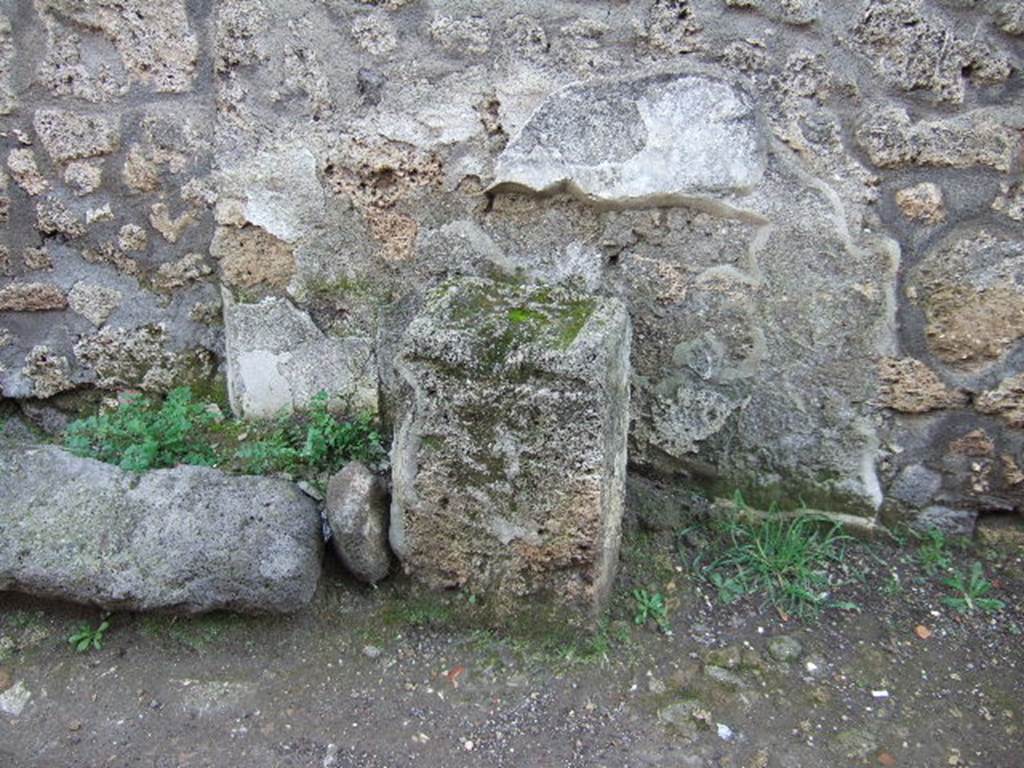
0,283 -> 67,312
853,0 -> 1012,103
491,73 -> 767,211
74,325 -> 206,392
33,109 -> 120,164
67,283 -> 122,327
856,106 -> 1020,171
0,445 -> 322,614
976,374 -> 1024,428
908,228 -> 1024,369
212,225 -> 295,291
387,278 -> 630,623
895,182 -> 945,224
725,0 -> 820,25
34,0 -> 198,94
7,149 -> 48,195
223,294 -> 376,418
877,358 -> 968,413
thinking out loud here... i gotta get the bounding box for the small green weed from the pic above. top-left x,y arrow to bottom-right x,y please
916,527 -> 953,576
65,387 -> 218,471
236,392 -> 383,482
378,592 -> 455,629
632,588 -> 670,632
140,613 -> 249,652
881,573 -> 904,597
697,502 -> 853,619
68,620 -> 109,653
942,562 -> 1005,614
64,386 -> 384,483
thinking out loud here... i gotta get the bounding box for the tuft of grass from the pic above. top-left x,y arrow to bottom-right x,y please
378,592 -> 455,629
64,387 -> 218,472
696,499 -> 854,619
942,562 -> 1005,614
69,620 -> 109,653
140,613 -> 250,652
469,619 -> 631,669
916,527 -> 953,576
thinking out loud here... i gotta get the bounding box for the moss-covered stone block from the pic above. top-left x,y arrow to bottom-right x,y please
388,277 -> 631,626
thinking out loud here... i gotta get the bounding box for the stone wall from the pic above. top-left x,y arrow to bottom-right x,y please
2,0 -> 1022,530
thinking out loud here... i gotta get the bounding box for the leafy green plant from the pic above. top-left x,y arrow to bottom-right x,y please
916,527 -> 952,576
65,387 -> 218,471
69,620 -> 110,653
942,562 -> 1005,614
235,392 -> 383,480
632,588 -> 670,632
699,510 -> 852,619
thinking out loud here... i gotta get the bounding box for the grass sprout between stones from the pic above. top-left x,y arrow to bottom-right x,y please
916,526 -> 953,576
942,562 -> 1005,615
68,620 -> 110,653
632,587 -> 671,633
693,494 -> 855,619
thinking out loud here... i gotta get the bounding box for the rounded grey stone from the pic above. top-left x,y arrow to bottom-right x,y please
325,461 -> 392,584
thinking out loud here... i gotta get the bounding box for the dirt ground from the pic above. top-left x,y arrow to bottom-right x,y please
1,520 -> 1022,768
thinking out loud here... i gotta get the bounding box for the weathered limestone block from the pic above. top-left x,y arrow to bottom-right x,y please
0,445 -> 323,614
907,227 -> 1024,369
895,182 -> 945,224
211,224 -> 295,290
0,14 -> 13,115
73,325 -> 201,392
6,150 -> 48,195
33,109 -> 120,164
856,106 -> 1020,171
485,68 -> 899,515
853,0 -> 1012,103
223,293 -> 377,418
0,282 -> 67,312
67,282 -> 122,326
976,374 -> 1024,428
877,357 -> 968,413
993,181 -> 1024,221
388,278 -> 631,623
490,72 -> 766,212
20,346 -> 73,398
34,0 -> 198,94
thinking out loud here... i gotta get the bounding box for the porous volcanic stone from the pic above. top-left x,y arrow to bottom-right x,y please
0,445 -> 322,614
387,277 -> 630,624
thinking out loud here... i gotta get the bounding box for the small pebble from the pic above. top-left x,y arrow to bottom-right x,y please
768,635 -> 803,662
